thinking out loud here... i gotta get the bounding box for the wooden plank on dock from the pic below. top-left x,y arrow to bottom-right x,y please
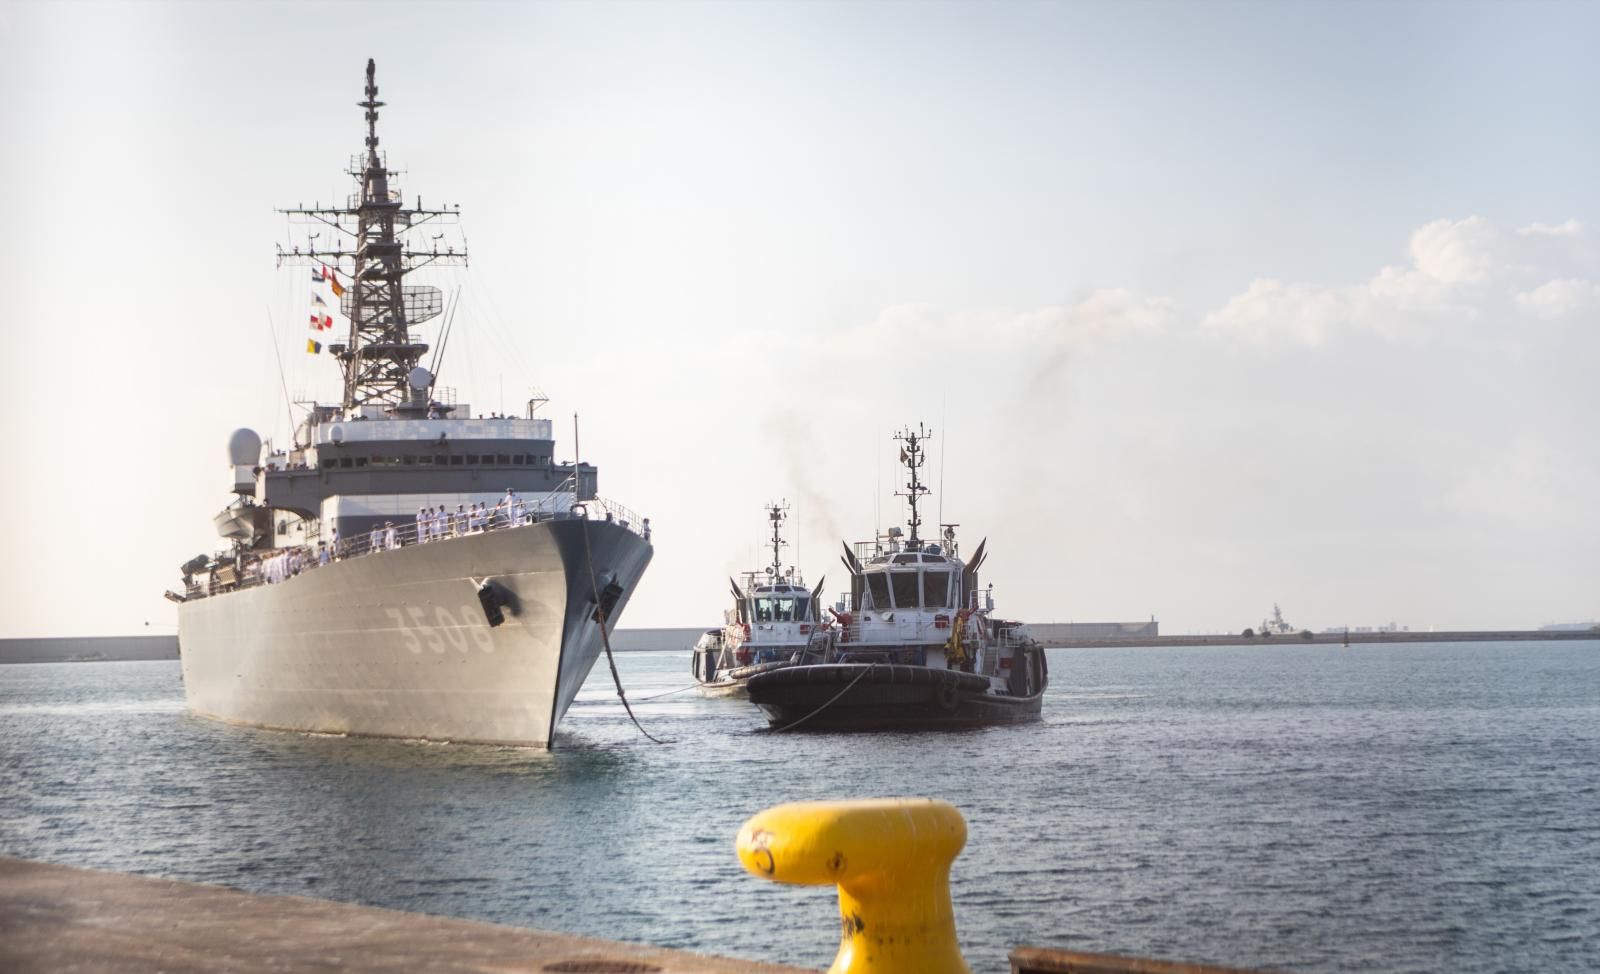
1011,945 -> 1279,974
0,857 -> 807,974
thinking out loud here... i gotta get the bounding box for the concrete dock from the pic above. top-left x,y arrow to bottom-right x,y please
0,857 -> 806,973
0,857 -> 1285,974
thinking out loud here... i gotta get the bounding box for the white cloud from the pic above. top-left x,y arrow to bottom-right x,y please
853,288 -> 1175,357
1206,216 -> 1598,344
1515,278 -> 1600,319
1409,215 -> 1504,284
1517,219 -> 1583,238
1204,279 -> 1346,346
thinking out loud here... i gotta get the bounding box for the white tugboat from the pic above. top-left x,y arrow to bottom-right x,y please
691,502 -> 831,697
167,61 -> 652,748
746,426 -> 1047,730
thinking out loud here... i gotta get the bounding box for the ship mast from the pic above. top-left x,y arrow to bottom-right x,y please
765,500 -> 790,580
277,59 -> 467,412
893,424 -> 931,547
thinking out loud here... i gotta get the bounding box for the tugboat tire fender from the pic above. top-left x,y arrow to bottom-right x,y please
935,678 -> 961,712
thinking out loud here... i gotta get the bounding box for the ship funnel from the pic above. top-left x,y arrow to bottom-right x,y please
228,428 -> 262,494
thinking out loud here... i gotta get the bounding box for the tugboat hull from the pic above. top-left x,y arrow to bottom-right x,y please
746,660 -> 1045,731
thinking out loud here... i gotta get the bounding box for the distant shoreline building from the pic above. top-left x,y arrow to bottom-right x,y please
1023,619 -> 1159,642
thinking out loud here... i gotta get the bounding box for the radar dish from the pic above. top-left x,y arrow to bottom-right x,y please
227,428 -> 262,466
408,367 -> 433,391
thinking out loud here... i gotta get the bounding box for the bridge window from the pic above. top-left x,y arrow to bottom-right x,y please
339,457 -> 353,469
434,455 -> 447,465
923,571 -> 950,608
890,571 -> 918,609
754,596 -> 805,622
865,573 -> 890,610
466,455 -> 480,464
450,456 -> 463,465
354,457 -> 368,468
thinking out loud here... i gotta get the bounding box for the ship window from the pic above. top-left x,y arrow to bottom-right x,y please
355,457 -> 368,468
403,455 -> 416,465
890,571 -> 919,609
434,455 -> 447,465
755,597 -> 801,622
340,457 -> 353,469
497,454 -> 510,464
795,595 -> 811,620
513,455 -> 526,465
923,571 -> 950,608
892,554 -> 918,565
450,456 -> 463,466
466,455 -> 480,464
865,573 -> 890,609
483,456 -> 497,465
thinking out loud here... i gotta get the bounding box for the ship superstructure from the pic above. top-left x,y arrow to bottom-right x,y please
690,502 -> 829,696
170,61 -> 652,747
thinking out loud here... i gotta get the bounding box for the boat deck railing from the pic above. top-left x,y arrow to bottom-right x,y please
834,618 -> 1031,652
181,495 -> 648,601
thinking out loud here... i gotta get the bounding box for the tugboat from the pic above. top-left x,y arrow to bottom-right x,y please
745,426 -> 1048,731
166,61 -> 652,748
691,502 -> 831,697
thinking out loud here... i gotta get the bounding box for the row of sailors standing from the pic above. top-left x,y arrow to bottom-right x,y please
260,546 -> 306,584
414,489 -> 530,545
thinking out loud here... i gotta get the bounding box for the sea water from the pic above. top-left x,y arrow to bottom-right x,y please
1,642 -> 1597,973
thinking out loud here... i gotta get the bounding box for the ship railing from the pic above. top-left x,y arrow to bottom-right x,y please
184,494 -> 651,600
582,495 -> 648,534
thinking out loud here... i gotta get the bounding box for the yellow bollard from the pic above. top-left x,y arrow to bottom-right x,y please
735,798 -> 971,974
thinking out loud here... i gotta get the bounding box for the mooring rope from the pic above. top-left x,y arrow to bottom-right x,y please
635,682 -> 704,702
767,663 -> 876,734
579,514 -> 666,745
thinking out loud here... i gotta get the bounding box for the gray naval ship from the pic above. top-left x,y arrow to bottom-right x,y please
168,61 -> 652,747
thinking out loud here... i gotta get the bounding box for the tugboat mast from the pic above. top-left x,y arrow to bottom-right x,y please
765,500 -> 790,580
893,424 -> 931,547
277,59 -> 467,412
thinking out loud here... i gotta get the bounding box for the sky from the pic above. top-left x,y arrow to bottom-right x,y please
1,0 -> 1596,637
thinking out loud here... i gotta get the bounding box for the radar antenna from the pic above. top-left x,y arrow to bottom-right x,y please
893,424 -> 932,547
276,59 -> 468,412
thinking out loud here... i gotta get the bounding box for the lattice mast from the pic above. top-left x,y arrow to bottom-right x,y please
894,424 -> 931,547
276,59 -> 466,411
765,500 -> 790,579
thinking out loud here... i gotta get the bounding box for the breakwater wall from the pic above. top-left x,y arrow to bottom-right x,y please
1032,629 -> 1599,648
